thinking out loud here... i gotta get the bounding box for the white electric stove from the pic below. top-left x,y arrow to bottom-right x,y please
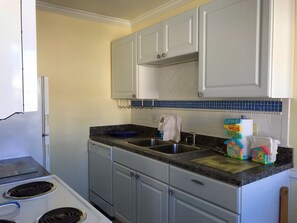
0,175 -> 111,223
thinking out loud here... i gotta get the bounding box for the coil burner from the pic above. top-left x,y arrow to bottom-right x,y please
3,181 -> 56,199
37,207 -> 87,223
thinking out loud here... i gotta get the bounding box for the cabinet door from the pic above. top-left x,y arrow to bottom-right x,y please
112,34 -> 137,99
169,188 -> 239,223
22,0 -> 38,112
198,0 -> 270,97
113,163 -> 136,223
137,23 -> 162,64
163,8 -> 198,59
136,173 -> 169,223
0,0 -> 23,119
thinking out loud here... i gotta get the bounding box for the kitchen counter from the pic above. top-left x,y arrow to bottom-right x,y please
0,156 -> 50,185
90,124 -> 293,186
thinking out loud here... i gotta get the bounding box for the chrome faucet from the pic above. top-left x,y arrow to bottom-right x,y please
190,132 -> 196,146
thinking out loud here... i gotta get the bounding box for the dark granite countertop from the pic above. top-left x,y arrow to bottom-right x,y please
0,156 -> 50,185
90,124 -> 293,187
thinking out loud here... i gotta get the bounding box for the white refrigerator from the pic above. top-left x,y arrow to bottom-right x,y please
0,76 -> 50,171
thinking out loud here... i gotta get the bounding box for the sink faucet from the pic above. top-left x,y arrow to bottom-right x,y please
190,132 -> 196,146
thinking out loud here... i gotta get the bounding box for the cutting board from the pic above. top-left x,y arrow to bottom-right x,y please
191,155 -> 259,174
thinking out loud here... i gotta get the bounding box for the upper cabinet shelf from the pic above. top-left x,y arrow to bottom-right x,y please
137,8 -> 198,66
198,0 -> 295,98
0,0 -> 37,119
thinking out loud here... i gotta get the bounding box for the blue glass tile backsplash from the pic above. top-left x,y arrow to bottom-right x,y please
131,99 -> 282,113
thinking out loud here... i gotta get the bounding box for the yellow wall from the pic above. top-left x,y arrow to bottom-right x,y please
36,11 -> 131,197
289,1 -> 297,168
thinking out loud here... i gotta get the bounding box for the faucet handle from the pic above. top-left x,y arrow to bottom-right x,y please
185,135 -> 193,145
190,132 -> 196,146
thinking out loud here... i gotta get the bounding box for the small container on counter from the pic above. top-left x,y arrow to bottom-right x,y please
224,116 -> 253,160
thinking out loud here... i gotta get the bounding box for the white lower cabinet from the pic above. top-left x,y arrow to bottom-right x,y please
169,166 -> 240,223
113,162 -> 168,223
136,171 -> 168,223
113,162 -> 136,223
169,187 -> 239,223
112,147 -> 290,223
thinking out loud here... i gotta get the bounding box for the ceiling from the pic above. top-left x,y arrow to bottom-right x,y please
37,0 -> 179,21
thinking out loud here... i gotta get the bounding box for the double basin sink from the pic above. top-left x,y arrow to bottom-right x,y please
126,138 -> 206,155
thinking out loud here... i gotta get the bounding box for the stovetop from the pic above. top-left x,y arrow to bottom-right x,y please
0,175 -> 111,223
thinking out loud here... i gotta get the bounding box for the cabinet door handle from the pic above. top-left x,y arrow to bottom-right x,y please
169,189 -> 174,196
191,179 -> 204,186
157,54 -> 161,59
162,53 -> 166,58
198,92 -> 203,97
135,174 -> 140,179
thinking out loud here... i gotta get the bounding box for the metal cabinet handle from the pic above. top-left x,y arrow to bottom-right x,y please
157,54 -> 161,59
198,92 -> 203,97
168,189 -> 174,196
191,179 -> 204,186
135,174 -> 140,179
162,53 -> 166,58
132,94 -> 136,98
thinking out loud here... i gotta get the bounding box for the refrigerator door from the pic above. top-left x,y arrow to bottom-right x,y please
43,135 -> 50,171
40,76 -> 50,171
41,76 -> 50,136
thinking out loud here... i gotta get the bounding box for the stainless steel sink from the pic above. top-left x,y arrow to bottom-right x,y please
148,144 -> 200,155
127,138 -> 171,147
127,138 -> 205,155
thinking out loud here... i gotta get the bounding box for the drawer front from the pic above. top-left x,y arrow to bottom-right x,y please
113,147 -> 169,183
170,166 -> 241,213
169,187 -> 240,223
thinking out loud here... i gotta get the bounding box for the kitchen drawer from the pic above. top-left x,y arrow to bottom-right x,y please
169,166 -> 241,213
113,147 -> 169,183
169,187 -> 240,223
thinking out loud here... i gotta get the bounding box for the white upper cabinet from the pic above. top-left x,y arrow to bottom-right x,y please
198,0 -> 295,98
112,34 -> 159,99
137,24 -> 163,65
112,34 -> 137,99
137,8 -> 198,65
0,0 -> 37,119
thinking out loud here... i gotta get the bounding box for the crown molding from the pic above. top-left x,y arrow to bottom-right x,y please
131,0 -> 195,28
36,1 -> 131,28
36,0 -> 195,29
